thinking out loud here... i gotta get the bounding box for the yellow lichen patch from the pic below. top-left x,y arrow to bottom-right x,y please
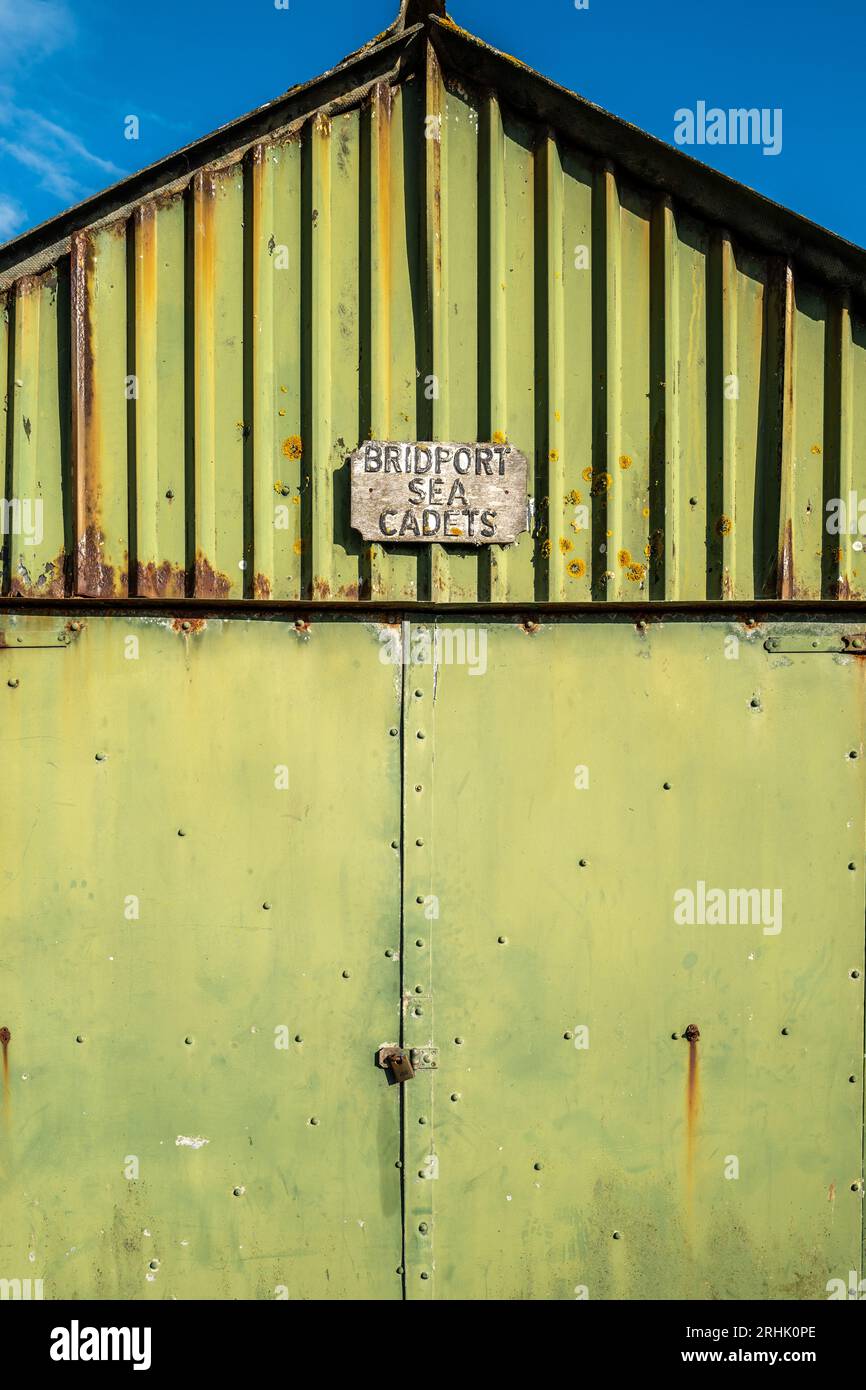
549,449 -> 559,462
541,539 -> 552,558
626,562 -> 647,582
565,489 -> 582,506
619,454 -> 633,470
492,430 -> 507,445
811,443 -> 822,455
642,507 -> 650,518
278,409 -> 286,417
273,480 -> 284,494
280,385 -> 287,394
559,537 -> 573,554
569,519 -> 583,533
292,538 -> 305,555
554,410 -> 561,422
581,466 -> 593,483
590,472 -> 612,496
716,514 -> 733,536
567,558 -> 586,579
282,435 -> 303,460
617,548 -> 632,567
292,496 -> 300,506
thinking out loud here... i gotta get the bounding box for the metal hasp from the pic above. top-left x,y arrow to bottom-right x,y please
379,1046 -> 415,1083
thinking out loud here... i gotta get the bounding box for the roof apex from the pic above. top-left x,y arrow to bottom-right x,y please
393,0 -> 448,32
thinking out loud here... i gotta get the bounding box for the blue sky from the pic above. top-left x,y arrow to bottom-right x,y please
0,0 -> 863,249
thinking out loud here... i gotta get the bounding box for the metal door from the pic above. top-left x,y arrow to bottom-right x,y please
0,613 -> 404,1300
400,615 -> 865,1299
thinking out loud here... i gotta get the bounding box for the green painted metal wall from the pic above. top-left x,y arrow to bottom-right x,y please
0,610 -> 862,1298
3,50 -> 866,604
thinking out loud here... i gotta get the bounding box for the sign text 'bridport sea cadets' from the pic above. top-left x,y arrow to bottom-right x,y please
350,441 -> 529,545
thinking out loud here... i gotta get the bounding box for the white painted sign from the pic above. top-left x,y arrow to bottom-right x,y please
350,440 -> 529,545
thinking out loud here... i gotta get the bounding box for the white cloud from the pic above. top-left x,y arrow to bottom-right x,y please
0,0 -> 75,68
0,193 -> 26,241
0,86 -> 126,207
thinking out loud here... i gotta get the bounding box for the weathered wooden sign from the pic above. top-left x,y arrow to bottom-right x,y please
350,441 -> 529,545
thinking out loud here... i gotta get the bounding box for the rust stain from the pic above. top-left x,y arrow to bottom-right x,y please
193,555 -> 232,599
137,561 -> 186,600
684,1023 -> 700,1204
1,1026 -> 10,1116
828,1182 -> 836,1203
779,518 -> 794,600
254,572 -> 272,600
9,548 -> 67,597
171,617 -> 206,635
312,577 -> 331,599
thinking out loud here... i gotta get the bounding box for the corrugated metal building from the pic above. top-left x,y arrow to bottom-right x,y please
0,0 -> 863,1304
3,0 -> 866,606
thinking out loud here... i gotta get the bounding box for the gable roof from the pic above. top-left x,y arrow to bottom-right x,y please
1,0 -> 864,301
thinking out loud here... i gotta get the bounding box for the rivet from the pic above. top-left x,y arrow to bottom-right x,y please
390,840 -> 399,850
781,1027 -> 789,1036
420,1271 -> 429,1280
689,496 -> 698,507
232,1186 -> 245,1197
184,1036 -> 193,1045
416,896 -> 424,905
414,985 -> 423,993
851,1182 -> 861,1192
148,1260 -> 159,1270
418,1116 -> 427,1125
414,689 -> 423,699
180,620 -> 191,632
412,1006 -> 423,1017
396,1265 -> 404,1274
389,727 -> 398,737
849,1075 -> 857,1084
454,1036 -> 464,1046
612,1230 -> 622,1240
450,1092 -> 460,1102
385,948 -> 395,958
95,752 -> 106,761
416,731 -> 426,740
415,938 -> 425,948
294,1034 -> 303,1043
177,828 -> 186,837
578,859 -> 588,868
262,901 -> 272,910
342,970 -> 351,979
533,1162 -> 543,1171
671,1032 -> 679,1040
563,1031 -> 573,1040
75,1034 -> 85,1044
850,969 -> 861,979
663,782 -> 672,791
418,1222 -> 429,1234
849,750 -> 859,760
849,863 -> 857,872
415,784 -> 423,793
750,697 -> 761,709
166,489 -> 175,500
395,1160 -> 402,1169
308,1116 -> 319,1126
7,678 -> 19,689
497,935 -> 508,944
69,621 -> 81,632
415,838 -> 424,847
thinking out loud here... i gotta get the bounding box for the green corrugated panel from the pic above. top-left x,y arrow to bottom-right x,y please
134,195 -> 187,598
192,164 -> 246,598
251,138 -> 303,601
8,269 -> 69,596
73,224 -> 129,597
1,52 -> 866,604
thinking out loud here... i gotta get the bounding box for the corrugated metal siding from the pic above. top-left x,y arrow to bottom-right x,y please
2,51 -> 866,603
